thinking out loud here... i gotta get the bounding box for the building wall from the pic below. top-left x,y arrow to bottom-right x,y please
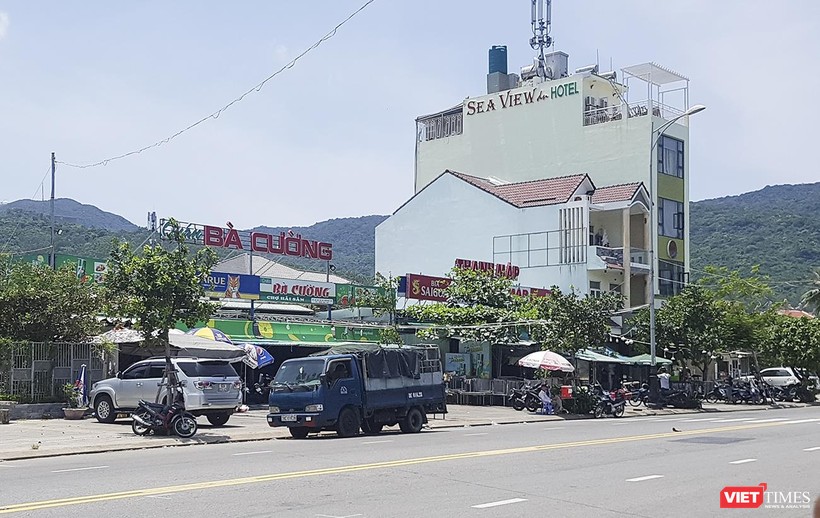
376,174 -> 590,293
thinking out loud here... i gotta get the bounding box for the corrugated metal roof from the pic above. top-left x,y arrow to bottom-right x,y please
215,254 -> 351,284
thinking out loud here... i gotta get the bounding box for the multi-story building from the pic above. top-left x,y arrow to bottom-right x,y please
377,45 -> 697,306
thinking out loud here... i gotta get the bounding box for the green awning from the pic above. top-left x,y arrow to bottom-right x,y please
625,354 -> 673,366
575,349 -> 630,364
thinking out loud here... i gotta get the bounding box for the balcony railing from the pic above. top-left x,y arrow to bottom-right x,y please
583,100 -> 686,127
590,246 -> 650,271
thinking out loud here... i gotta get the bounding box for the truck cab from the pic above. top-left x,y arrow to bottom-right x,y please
267,345 -> 446,439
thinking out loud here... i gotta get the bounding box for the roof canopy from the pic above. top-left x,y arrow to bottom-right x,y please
622,62 -> 688,85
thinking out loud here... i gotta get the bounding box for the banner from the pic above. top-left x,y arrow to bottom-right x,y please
405,274 -> 451,302
335,284 -> 386,307
459,341 -> 492,379
180,319 -> 383,344
444,353 -> 471,376
259,277 -> 335,305
204,272 -> 260,300
15,254 -> 109,283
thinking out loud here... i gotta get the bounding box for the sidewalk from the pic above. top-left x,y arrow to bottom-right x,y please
0,401 -> 811,461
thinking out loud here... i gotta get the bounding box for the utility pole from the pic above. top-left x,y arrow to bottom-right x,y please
49,152 -> 56,269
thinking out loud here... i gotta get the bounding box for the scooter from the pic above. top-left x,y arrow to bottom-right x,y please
131,384 -> 198,438
508,386 -> 527,411
592,384 -> 626,418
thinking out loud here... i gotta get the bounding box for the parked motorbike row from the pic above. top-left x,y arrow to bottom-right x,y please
624,382 -> 703,409
704,379 -> 810,404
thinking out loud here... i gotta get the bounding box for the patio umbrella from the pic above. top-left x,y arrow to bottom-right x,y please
518,350 -> 575,373
186,327 -> 233,344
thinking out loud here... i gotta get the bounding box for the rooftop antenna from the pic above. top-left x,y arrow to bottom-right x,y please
530,0 -> 553,79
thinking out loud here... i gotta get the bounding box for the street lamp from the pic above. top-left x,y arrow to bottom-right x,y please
647,104 -> 706,404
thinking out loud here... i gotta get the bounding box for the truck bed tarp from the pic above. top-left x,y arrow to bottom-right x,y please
310,344 -> 425,379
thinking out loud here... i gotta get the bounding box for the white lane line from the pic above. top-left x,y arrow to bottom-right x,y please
626,475 -> 664,482
803,446 -> 820,452
729,459 -> 757,465
0,464 -> 17,468
146,495 -> 172,500
680,417 -> 722,422
51,465 -> 109,473
745,418 -> 790,424
361,440 -> 393,445
542,427 -> 563,431
783,419 -> 820,425
711,418 -> 757,423
472,498 -> 528,509
232,450 -> 273,456
464,432 -> 489,436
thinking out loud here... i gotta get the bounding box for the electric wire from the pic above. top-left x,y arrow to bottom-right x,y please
55,0 -> 377,170
1,167 -> 54,254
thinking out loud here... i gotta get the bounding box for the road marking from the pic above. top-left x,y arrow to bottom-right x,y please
464,432 -> 488,436
542,427 -> 563,431
783,419 -> 820,425
361,440 -> 393,445
316,514 -> 363,518
51,466 -> 109,474
729,459 -> 757,465
626,475 -> 664,482
711,418 -> 756,423
745,418 -> 790,424
680,417 -> 722,422
472,498 -> 527,509
232,451 -> 273,456
146,495 -> 172,500
803,446 -> 820,452
0,420 -> 806,515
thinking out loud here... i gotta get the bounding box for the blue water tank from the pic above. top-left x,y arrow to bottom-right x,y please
489,45 -> 507,75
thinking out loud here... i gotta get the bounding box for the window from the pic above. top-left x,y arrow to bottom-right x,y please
658,198 -> 684,239
657,135 -> 684,178
146,363 -> 166,379
659,261 -> 685,296
327,359 -> 352,382
589,281 -> 602,298
609,283 -> 622,294
177,361 -> 238,378
122,364 -> 149,380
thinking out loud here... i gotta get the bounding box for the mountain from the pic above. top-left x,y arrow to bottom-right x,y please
689,182 -> 820,304
0,198 -> 139,232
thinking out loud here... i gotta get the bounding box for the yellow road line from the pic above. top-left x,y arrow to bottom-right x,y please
0,420 -> 792,514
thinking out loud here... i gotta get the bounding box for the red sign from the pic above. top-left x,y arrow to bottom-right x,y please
403,274 -> 549,302
204,226 -> 332,260
720,484 -> 766,509
406,274 -> 451,302
455,258 -> 520,280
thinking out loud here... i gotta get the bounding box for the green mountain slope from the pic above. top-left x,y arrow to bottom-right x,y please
690,182 -> 820,304
0,198 -> 139,232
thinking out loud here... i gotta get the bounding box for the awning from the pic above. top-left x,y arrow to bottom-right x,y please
575,349 -> 630,364
626,354 -> 673,366
168,334 -> 246,361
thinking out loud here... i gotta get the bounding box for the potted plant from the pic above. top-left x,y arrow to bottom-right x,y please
62,383 -> 87,420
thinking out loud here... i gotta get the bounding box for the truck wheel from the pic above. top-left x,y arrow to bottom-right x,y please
94,395 -> 117,423
337,408 -> 360,438
206,412 -> 231,427
289,427 -> 310,439
361,418 -> 383,435
399,408 -> 423,433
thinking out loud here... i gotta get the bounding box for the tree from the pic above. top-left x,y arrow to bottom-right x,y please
758,315 -> 820,399
103,220 -> 218,403
801,269 -> 820,313
0,255 -> 101,342
355,274 -> 402,344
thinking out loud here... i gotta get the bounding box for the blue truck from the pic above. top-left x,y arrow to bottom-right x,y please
266,344 -> 447,439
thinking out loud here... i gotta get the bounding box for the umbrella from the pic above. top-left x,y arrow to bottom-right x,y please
186,327 -> 233,344
235,343 -> 275,370
518,350 -> 575,373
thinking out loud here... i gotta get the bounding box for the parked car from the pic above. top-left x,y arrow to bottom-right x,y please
89,357 -> 242,426
753,367 -> 819,389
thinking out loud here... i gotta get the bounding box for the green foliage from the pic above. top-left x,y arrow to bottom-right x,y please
103,220 -> 218,349
696,265 -> 774,311
565,385 -> 597,415
758,315 -> 820,375
0,255 -> 101,342
801,270 -> 820,312
444,267 -> 514,308
62,383 -> 81,408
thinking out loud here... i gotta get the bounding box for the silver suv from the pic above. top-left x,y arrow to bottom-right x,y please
90,357 -> 242,427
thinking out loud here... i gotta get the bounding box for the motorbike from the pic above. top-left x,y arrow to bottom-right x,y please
508,386 -> 527,411
704,382 -> 733,404
771,382 -> 801,402
627,383 -> 649,407
592,384 -> 626,418
131,386 -> 198,438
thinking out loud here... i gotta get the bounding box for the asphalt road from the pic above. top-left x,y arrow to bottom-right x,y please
1,406 -> 819,517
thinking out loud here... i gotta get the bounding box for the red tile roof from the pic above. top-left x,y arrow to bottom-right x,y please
591,183 -> 642,204
449,171 -> 591,208
778,309 -> 815,319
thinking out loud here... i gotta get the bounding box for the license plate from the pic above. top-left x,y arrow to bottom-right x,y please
281,414 -> 297,422
218,384 -> 229,392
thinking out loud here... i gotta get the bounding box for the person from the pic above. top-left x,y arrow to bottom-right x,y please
538,383 -> 553,415
658,367 -> 672,396
550,386 -> 565,414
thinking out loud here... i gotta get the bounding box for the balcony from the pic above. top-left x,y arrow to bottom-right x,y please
583,100 -> 685,127
588,246 -> 650,272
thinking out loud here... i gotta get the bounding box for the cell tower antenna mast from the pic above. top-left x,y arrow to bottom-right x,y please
530,0 -> 553,79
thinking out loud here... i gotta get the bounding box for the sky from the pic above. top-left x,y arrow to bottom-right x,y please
1,1 -> 818,228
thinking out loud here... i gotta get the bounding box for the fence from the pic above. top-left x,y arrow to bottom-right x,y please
0,342 -> 117,403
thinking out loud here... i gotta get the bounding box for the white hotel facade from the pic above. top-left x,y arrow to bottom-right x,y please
377,51 -> 696,308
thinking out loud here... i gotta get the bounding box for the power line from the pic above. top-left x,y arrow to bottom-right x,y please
56,0 -> 377,170
1,167 -> 53,253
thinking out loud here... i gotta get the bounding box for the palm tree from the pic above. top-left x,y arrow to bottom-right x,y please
801,269 -> 820,312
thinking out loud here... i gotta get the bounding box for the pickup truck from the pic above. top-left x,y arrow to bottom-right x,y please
266,345 -> 447,439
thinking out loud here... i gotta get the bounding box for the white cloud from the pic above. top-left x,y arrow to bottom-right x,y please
0,12 -> 8,40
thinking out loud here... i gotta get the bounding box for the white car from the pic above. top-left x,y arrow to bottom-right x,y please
89,357 -> 242,426
758,367 -> 809,388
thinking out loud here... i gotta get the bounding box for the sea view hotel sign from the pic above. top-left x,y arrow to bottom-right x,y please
159,219 -> 333,260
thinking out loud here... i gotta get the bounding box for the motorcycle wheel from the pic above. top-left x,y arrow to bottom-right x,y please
525,397 -> 540,413
705,393 -> 718,404
613,404 -> 625,418
131,411 -> 152,436
628,396 -> 642,407
173,415 -> 198,438
512,398 -> 526,411
593,404 -> 604,419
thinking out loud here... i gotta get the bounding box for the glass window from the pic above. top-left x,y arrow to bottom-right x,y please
177,361 -> 238,378
658,198 -> 684,239
327,359 -> 353,381
122,364 -> 148,380
659,261 -> 685,296
658,135 -> 684,178
589,281 -> 602,298
146,363 -> 166,379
